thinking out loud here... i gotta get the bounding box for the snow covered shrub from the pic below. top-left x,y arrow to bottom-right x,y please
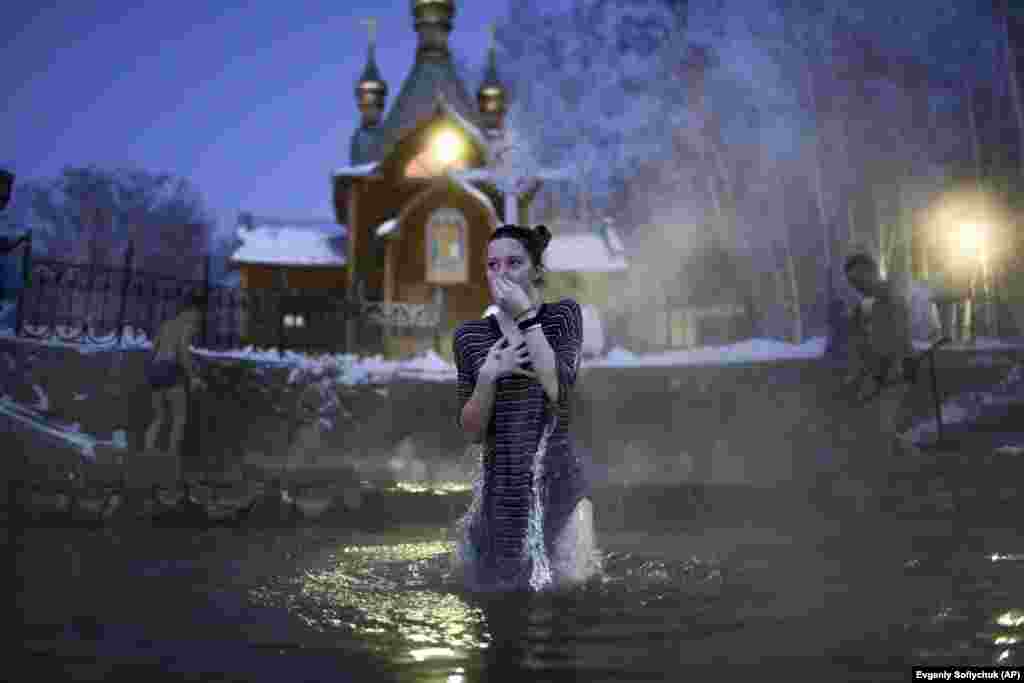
287,354 -> 369,432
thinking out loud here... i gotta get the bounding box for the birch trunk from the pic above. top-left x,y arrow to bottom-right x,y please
965,80 -> 984,190
806,70 -> 833,292
1001,0 -> 1024,177
773,241 -> 803,344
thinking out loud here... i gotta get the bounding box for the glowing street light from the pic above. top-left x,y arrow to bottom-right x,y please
957,222 -> 986,262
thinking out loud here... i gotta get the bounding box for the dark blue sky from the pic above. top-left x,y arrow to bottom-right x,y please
3,1 -> 509,235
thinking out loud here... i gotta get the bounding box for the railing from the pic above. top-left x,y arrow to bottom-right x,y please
11,238 -> 442,353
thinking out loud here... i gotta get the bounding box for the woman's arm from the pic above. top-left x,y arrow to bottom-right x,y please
454,328 -> 494,443
522,324 -> 558,403
461,375 -> 497,443
524,300 -> 582,405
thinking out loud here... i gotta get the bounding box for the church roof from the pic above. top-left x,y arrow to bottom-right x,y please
349,127 -> 382,167
353,56 -> 484,164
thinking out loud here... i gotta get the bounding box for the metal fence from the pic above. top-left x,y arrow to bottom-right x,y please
11,237 -> 442,354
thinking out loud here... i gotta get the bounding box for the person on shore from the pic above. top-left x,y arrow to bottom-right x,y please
143,292 -> 207,468
842,253 -> 916,450
453,224 -> 599,591
834,253 -> 917,511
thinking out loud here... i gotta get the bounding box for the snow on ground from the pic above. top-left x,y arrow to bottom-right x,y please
2,320 -> 1023,392
593,337 -> 827,367
903,363 -> 1024,445
186,337 -> 836,381
0,324 -> 154,354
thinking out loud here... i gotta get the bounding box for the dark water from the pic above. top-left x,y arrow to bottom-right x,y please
14,473 -> 1024,682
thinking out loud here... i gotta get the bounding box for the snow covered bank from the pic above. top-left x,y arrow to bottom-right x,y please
0,395 -> 128,463
903,363 -> 1024,446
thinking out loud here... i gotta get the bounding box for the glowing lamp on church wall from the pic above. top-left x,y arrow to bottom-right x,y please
405,127 -> 468,178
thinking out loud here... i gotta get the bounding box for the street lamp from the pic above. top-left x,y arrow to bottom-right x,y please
957,222 -> 986,264
952,221 -> 992,341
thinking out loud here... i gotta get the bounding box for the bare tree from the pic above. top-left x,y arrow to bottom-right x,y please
4,166 -> 215,277
996,0 -> 1024,177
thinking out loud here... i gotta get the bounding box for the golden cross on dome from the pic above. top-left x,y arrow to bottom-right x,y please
360,17 -> 377,48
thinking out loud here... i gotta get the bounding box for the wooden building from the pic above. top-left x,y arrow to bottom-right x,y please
228,214 -> 348,349
332,0 -> 558,358
229,0 -> 628,357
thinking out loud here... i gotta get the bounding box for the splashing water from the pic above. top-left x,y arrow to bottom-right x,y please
525,414 -> 557,592
453,413 -> 579,593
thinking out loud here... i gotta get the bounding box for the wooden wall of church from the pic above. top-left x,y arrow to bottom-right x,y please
351,179 -> 425,298
393,189 -> 493,330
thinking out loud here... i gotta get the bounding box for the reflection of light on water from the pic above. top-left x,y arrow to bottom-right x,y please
989,553 -> 1024,562
391,481 -> 472,495
410,647 -> 458,661
997,610 -> 1024,628
249,543 -> 735,676
252,540 -> 487,659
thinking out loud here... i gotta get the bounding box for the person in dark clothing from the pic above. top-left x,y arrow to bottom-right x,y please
142,293 -> 207,466
453,224 -> 598,592
832,252 -> 917,512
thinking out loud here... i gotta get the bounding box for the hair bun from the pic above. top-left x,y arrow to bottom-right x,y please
532,224 -> 552,250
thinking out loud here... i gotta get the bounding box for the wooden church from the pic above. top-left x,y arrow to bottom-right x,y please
234,0 -> 627,357
332,0 -> 536,358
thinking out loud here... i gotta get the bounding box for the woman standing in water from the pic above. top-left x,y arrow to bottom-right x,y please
453,224 -> 599,592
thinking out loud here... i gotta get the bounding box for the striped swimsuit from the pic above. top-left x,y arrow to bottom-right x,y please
454,299 -> 590,588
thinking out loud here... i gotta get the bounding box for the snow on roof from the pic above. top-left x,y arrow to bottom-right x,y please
376,218 -> 398,238
446,171 -> 498,225
333,161 -> 379,177
545,232 -> 628,272
231,223 -> 347,268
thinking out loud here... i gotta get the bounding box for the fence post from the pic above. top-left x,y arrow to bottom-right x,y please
201,253 -> 211,348
433,286 -> 446,355
14,230 -> 32,337
277,286 -> 286,359
115,240 -> 134,345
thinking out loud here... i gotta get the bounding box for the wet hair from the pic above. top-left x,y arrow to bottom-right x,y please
489,224 -> 552,285
844,252 -> 877,275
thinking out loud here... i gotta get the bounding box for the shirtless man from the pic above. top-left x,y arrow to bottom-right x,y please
143,293 -> 207,467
